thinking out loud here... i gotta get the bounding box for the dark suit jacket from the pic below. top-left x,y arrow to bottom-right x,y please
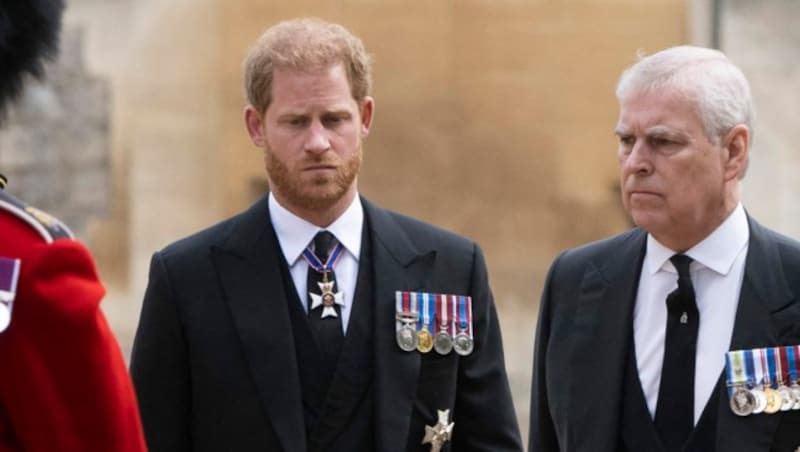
130,196 -> 522,452
529,216 -> 800,452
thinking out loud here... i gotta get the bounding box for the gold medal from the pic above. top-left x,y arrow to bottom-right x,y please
764,387 -> 782,414
417,327 -> 433,353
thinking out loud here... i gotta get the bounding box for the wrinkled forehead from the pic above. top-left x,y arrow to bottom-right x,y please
616,86 -> 703,132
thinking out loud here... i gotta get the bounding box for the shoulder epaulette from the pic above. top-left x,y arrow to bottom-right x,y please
0,188 -> 74,243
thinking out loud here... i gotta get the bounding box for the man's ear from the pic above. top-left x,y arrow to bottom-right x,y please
722,124 -> 750,181
359,96 -> 374,139
244,105 -> 266,147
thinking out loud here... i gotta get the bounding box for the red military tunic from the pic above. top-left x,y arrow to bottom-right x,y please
0,188 -> 146,451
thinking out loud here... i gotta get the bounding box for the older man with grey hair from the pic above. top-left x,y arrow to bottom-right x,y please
529,45 -> 800,452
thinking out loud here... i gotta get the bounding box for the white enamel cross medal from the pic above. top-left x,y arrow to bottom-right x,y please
309,271 -> 344,318
422,409 -> 454,452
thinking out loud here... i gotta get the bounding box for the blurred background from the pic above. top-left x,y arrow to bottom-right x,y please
1,0 -> 798,444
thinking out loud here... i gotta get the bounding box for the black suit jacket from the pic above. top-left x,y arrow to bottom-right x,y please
529,216 -> 800,452
131,196 -> 522,452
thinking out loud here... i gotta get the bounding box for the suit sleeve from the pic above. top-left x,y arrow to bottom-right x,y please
130,252 -> 192,452
451,243 -> 524,451
528,252 -> 564,452
0,240 -> 146,452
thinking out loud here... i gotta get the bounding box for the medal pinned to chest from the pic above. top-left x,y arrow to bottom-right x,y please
725,345 -> 800,416
303,240 -> 345,318
0,257 -> 21,333
395,291 -> 474,357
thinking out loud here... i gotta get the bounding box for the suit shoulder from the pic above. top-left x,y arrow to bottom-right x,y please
156,213 -> 241,261
0,188 -> 74,244
377,207 -> 476,252
554,228 -> 644,271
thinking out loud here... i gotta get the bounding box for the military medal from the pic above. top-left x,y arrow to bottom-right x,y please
0,257 -> 21,333
303,239 -> 345,318
774,347 -> 794,411
396,291 -> 419,352
726,350 -> 755,416
417,292 -> 434,353
759,348 -> 781,414
747,349 -> 767,414
421,409 -> 454,452
434,294 -> 454,355
789,345 -> 800,410
453,295 -> 474,356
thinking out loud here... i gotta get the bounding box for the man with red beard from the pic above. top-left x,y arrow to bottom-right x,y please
131,18 -> 522,452
529,46 -> 800,452
0,1 -> 146,451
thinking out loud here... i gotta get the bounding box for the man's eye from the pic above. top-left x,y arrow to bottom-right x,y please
649,137 -> 673,147
289,118 -> 307,126
618,136 -> 635,146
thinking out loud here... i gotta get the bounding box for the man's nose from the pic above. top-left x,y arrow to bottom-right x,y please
304,121 -> 331,154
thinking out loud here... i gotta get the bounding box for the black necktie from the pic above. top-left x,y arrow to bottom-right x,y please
307,231 -> 344,374
655,254 -> 699,452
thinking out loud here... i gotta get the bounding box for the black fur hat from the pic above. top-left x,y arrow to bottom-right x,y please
0,0 -> 65,122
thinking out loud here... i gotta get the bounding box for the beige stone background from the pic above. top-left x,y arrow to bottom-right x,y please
2,0 -> 798,447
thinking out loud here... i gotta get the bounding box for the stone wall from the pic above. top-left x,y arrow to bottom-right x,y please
726,0 -> 800,238
0,28 -> 110,240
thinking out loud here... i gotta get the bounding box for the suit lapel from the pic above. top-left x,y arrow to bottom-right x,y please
364,199 -> 435,452
211,197 -> 307,452
716,217 -> 795,452
568,229 -> 646,452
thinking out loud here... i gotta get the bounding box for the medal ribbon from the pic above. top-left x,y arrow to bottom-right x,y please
766,347 -> 776,388
437,294 -> 449,331
745,349 -> 757,388
777,347 -> 788,386
726,350 -> 748,396
417,292 -> 428,331
466,297 -> 473,337
451,295 -> 458,337
0,257 -> 21,302
790,346 -> 799,385
457,296 -> 468,332
426,293 -> 436,329
302,240 -> 345,275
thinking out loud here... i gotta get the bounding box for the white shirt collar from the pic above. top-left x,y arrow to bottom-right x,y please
645,203 -> 749,276
268,193 -> 364,266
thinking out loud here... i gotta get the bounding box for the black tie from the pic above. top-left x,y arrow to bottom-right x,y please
307,231 -> 344,375
655,254 -> 699,452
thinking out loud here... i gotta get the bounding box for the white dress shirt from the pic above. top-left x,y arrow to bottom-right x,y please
634,203 -> 749,424
268,193 -> 363,333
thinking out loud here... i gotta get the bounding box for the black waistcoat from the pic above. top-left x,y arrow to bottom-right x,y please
281,224 -> 375,452
618,340 -> 720,452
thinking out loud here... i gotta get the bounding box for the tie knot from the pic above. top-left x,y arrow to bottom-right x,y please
313,231 -> 336,262
670,254 -> 693,280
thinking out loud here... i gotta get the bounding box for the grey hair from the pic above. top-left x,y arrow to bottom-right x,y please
615,45 -> 753,144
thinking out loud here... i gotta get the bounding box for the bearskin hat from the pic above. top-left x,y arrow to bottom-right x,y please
0,0 -> 65,122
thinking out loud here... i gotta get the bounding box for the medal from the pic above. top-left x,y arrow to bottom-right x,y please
789,345 -> 800,410
453,295 -> 474,356
417,292 -> 434,353
761,348 -> 781,414
775,347 -> 794,411
752,387 -> 767,414
764,387 -> 782,414
421,409 -> 454,452
0,258 -> 21,333
730,386 -> 756,416
748,349 -> 767,414
396,291 -> 419,352
303,239 -> 345,318
434,294 -> 453,355
726,350 -> 755,416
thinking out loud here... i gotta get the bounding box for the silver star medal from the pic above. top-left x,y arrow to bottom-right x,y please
309,272 -> 344,318
422,409 -> 454,452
